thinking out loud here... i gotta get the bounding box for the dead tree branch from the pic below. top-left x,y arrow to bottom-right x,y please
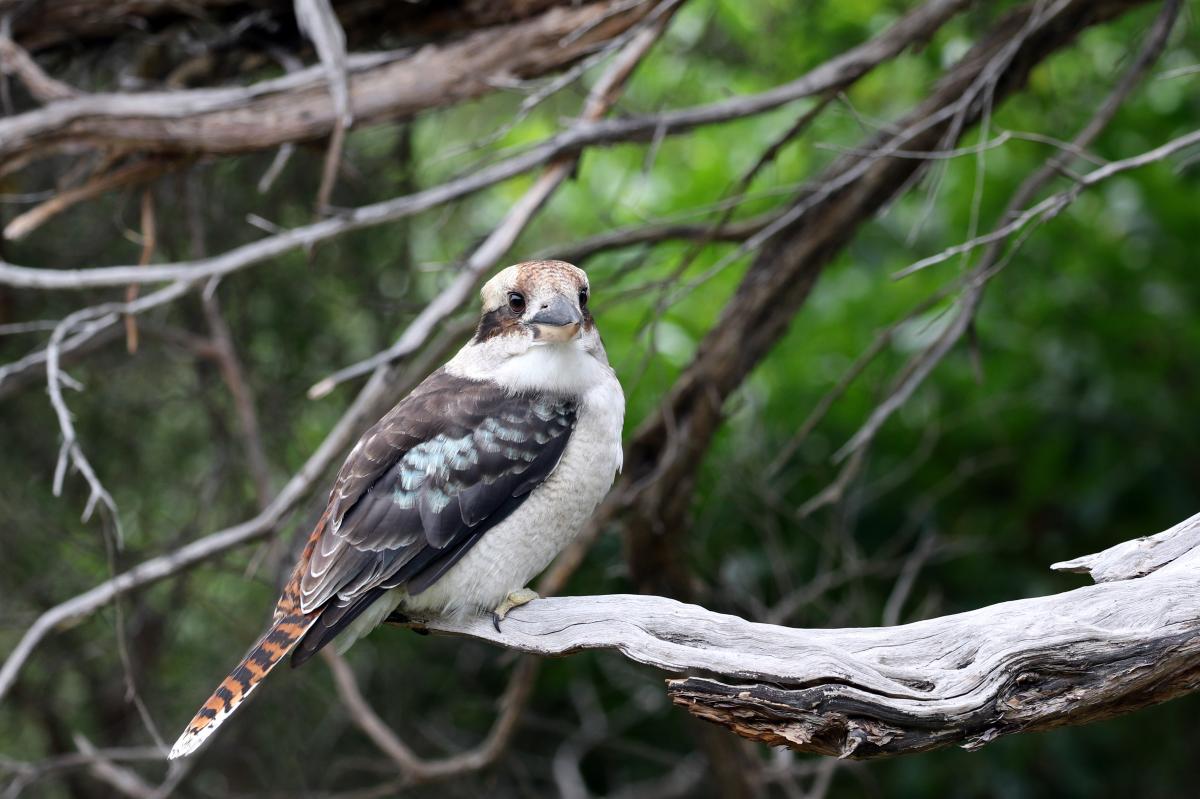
399,511 -> 1200,759
0,0 -> 966,290
0,0 -> 662,178
0,30 -> 78,103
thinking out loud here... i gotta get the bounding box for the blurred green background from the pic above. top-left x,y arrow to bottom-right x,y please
2,0 -> 1198,796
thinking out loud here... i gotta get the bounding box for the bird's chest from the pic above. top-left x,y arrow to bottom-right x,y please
403,383 -> 623,616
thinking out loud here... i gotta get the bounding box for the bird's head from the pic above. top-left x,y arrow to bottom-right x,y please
476,260 -> 598,351
453,260 -> 611,394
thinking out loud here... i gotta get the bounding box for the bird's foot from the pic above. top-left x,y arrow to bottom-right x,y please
491,588 -> 540,632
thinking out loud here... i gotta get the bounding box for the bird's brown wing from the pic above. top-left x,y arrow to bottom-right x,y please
169,370 -> 575,758
290,368 -> 576,663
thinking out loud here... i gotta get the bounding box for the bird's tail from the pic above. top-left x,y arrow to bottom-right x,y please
167,603 -> 319,759
169,510 -> 331,759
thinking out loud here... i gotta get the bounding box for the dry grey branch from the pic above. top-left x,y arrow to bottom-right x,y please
0,0 -> 661,178
401,510 -> 1200,759
0,0 -> 967,293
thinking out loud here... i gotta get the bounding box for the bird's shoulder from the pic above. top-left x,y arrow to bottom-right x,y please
327,368 -> 578,539
288,368 -> 579,616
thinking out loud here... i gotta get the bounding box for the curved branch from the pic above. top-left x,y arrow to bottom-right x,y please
323,650 -> 541,784
400,511 -> 1200,759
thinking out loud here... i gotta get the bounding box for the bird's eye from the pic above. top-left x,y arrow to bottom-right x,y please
507,292 -> 526,314
578,287 -> 589,308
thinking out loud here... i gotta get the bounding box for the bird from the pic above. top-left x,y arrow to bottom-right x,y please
168,260 -> 624,759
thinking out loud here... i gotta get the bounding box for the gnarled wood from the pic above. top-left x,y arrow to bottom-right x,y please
405,511 -> 1200,758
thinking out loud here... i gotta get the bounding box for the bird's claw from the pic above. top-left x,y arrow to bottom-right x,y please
490,588 -> 540,633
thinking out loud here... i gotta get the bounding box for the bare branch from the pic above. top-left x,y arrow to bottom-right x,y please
537,212 -> 778,264
70,735 -> 160,799
891,128 -> 1199,281
202,282 -> 273,509
294,0 -> 351,129
0,26 -> 78,102
1,745 -> 165,798
390,510 -> 1200,759
45,308 -> 123,538
295,0 -> 352,214
4,158 -> 179,242
0,0 -> 663,177
0,0 -> 969,292
832,0 -> 1184,461
324,650 -> 540,784
123,187 -> 157,354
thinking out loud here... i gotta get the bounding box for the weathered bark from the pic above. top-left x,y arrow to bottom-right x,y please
406,511 -> 1200,758
0,0 -> 659,175
616,0 -> 1155,599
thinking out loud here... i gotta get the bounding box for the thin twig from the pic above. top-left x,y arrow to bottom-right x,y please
4,159 -> 178,242
537,211 -> 780,265
46,308 -> 123,539
123,188 -> 157,354
295,0 -> 353,214
835,0 -> 1184,464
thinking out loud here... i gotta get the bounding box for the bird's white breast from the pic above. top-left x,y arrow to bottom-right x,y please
336,350 -> 623,646
403,370 -> 623,617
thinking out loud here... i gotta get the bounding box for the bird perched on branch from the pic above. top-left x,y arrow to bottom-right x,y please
169,260 -> 624,759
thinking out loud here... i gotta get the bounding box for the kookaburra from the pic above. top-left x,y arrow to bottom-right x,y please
169,260 -> 624,759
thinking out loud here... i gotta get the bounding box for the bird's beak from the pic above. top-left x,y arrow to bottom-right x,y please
529,294 -> 583,343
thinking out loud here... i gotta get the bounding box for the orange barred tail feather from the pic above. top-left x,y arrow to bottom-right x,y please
170,510 -> 330,759
168,608 -> 318,759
